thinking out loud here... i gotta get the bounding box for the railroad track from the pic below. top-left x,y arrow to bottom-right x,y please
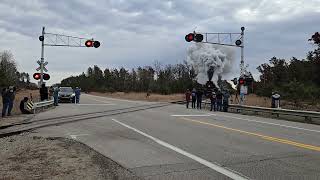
0,102 -> 173,138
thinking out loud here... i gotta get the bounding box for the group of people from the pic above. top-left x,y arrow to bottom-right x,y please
185,88 -> 230,112
1,86 -> 16,117
1,84 -> 82,118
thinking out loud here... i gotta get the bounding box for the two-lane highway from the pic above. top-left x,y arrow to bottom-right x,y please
30,94 -> 320,179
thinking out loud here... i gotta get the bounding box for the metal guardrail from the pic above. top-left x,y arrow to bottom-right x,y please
228,104 -> 320,122
31,99 -> 54,113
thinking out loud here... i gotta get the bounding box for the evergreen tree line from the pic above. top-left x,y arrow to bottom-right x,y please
254,32 -> 320,102
61,61 -> 200,94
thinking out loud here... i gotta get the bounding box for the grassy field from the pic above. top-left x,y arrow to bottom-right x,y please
0,89 -> 39,115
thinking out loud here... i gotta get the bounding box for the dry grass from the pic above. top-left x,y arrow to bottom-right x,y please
0,89 -> 39,115
90,92 -> 185,102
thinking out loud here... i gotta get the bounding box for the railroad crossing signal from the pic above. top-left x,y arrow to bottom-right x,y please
33,73 -> 50,80
185,32 -> 203,42
36,60 -> 48,72
85,40 -> 100,48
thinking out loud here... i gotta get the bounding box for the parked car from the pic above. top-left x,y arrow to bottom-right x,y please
58,87 -> 75,103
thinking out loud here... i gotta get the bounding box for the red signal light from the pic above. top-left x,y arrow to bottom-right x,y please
239,78 -> 245,85
33,73 -> 41,80
85,40 -> 93,47
185,33 -> 194,42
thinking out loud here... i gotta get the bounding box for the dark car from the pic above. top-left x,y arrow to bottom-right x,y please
58,87 -> 75,103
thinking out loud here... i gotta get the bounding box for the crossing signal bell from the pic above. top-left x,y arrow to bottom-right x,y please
33,73 -> 50,81
85,40 -> 100,48
185,33 -> 203,42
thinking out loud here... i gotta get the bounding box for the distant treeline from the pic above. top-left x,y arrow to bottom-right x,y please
61,60 -> 233,95
254,32 -> 320,102
0,50 -> 36,89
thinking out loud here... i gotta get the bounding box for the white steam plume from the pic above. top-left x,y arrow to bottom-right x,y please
187,43 -> 235,85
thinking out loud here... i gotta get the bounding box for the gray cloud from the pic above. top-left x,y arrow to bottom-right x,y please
0,0 -> 319,84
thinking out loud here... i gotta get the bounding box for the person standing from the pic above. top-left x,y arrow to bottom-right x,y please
185,89 -> 191,108
210,91 -> 217,111
223,91 -> 230,112
75,87 -> 81,104
40,84 -> 48,101
7,86 -> 16,116
196,88 -> 203,110
216,91 -> 223,111
191,88 -> 196,109
53,87 -> 60,106
1,87 -> 8,118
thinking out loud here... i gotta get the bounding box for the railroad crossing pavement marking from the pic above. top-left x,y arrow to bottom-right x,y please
208,113 -> 320,133
180,117 -> 320,152
111,118 -> 249,180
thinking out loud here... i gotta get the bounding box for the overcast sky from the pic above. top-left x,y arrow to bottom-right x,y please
0,0 -> 319,85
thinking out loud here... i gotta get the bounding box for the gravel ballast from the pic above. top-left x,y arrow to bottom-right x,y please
0,134 -> 140,180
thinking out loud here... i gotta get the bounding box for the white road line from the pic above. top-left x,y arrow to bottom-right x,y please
111,118 -> 249,180
210,113 -> 320,133
171,114 -> 213,117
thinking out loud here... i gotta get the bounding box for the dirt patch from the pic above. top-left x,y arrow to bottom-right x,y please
90,92 -> 184,102
0,134 -> 140,180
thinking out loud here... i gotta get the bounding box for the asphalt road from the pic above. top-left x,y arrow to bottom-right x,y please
13,94 -> 320,179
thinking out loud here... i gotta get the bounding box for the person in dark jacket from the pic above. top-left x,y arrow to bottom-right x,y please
216,91 -> 223,111
1,87 -> 8,117
223,91 -> 230,112
20,97 -> 32,114
7,86 -> 16,116
210,91 -> 217,111
185,89 -> 191,108
40,84 -> 48,101
196,89 -> 203,109
191,88 -> 196,109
